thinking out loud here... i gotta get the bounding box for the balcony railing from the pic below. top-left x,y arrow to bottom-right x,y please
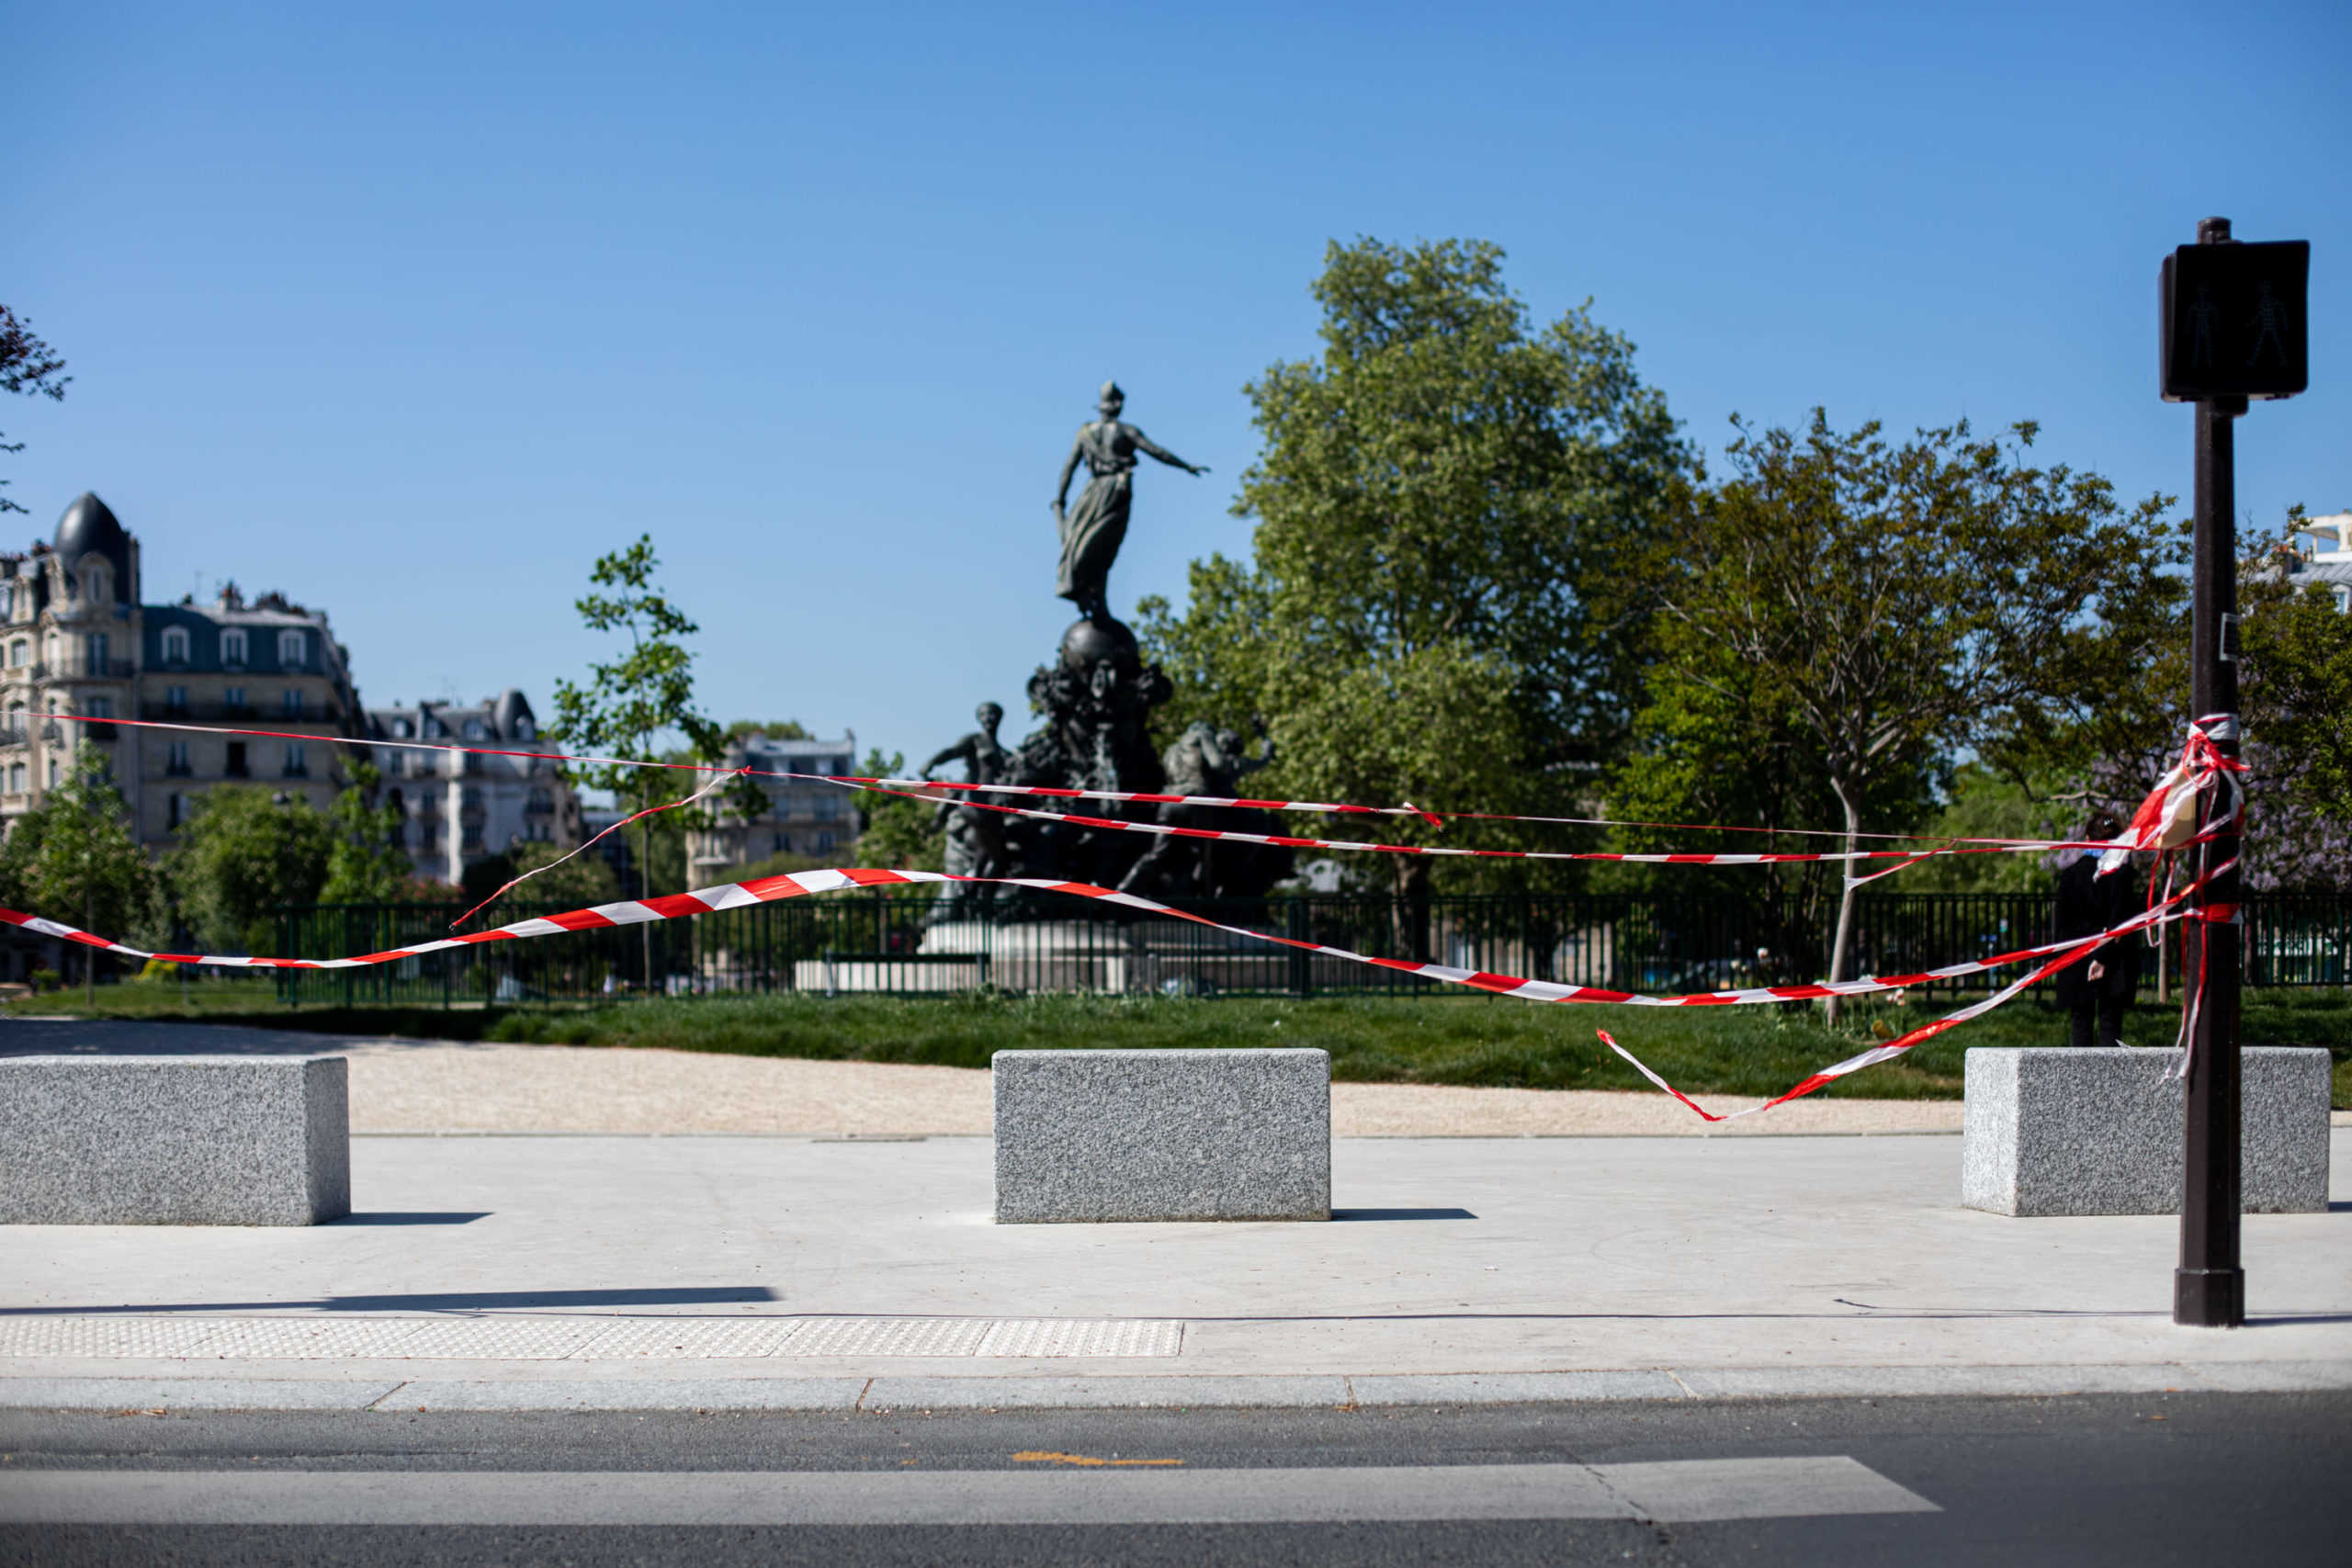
31,658 -> 137,681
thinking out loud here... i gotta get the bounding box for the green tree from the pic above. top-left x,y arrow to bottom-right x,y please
1138,237 -> 1684,910
847,749 -> 943,872
1626,412 -> 2178,1014
320,760 -> 413,904
2244,576 -> 2352,823
168,785 -> 333,956
505,839 -> 623,908
0,305 -> 70,516
0,769 -> 153,999
547,535 -> 743,982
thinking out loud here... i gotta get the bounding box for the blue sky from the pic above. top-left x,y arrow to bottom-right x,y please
6,0 -> 2346,770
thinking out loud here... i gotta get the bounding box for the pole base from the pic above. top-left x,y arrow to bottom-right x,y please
2175,1268 -> 2246,1327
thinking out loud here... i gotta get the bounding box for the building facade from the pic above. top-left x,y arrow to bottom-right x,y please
0,493 -> 364,852
365,691 -> 583,884
688,731 -> 859,874
2281,512 -> 2352,613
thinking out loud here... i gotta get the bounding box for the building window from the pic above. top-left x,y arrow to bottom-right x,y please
463,718 -> 485,739
461,786 -> 483,809
165,685 -> 187,714
462,825 -> 483,852
282,689 -> 303,717
814,831 -> 835,853
85,695 -> 112,719
514,718 -> 534,740
221,629 -> 247,667
6,762 -> 21,794
86,632 -> 108,671
392,717 -> 413,739
167,792 -> 183,829
225,741 -> 248,777
283,742 -> 308,777
2335,585 -> 2350,615
47,757 -> 59,789
162,626 -> 190,664
88,567 -> 108,603
277,629 -> 305,668
7,639 -> 22,668
166,741 -> 191,776
224,685 -> 246,715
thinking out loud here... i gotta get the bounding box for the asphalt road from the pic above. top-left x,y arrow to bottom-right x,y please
2,1391 -> 2346,1566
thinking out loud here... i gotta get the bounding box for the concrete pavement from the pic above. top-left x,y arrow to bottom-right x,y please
2,1130 -> 2345,1410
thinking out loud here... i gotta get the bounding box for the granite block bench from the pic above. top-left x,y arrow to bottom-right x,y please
0,1055 -> 350,1225
1961,1046 -> 2331,1217
993,1048 -> 1329,1223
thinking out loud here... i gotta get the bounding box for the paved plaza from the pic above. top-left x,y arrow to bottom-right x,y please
0,1021 -> 2343,1415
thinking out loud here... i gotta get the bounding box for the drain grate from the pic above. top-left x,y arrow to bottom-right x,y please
0,1315 -> 1184,1360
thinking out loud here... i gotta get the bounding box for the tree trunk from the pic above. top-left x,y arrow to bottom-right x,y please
639,816 -> 654,993
1390,852 -> 1432,963
1823,785 -> 1863,1027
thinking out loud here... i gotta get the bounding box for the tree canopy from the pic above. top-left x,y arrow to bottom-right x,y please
1139,236 -> 1684,898
0,304 -> 70,516
1615,411 -> 2182,1001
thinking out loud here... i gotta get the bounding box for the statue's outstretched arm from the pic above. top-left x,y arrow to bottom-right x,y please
1130,428 -> 1209,477
920,737 -> 975,778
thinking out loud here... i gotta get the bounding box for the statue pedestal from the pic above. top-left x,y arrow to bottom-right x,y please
787,917 -> 1311,996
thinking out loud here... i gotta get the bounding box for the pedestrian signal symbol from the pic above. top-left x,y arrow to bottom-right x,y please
2161,240 -> 2310,401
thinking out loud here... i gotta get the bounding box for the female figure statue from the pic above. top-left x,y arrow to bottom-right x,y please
1051,381 -> 1208,623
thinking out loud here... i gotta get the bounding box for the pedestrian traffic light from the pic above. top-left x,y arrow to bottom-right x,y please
2161,239 -> 2310,402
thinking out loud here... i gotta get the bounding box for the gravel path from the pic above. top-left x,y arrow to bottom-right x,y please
341,1040 -> 1970,1137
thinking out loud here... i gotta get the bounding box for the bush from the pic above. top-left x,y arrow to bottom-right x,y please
28,968 -> 60,993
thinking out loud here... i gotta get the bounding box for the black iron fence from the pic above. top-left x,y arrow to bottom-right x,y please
268,888 -> 2352,1007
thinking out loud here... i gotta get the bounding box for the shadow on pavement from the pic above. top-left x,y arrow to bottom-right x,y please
1331,1208 -> 1477,1221
329,1213 -> 493,1226
0,1287 -> 780,1314
0,1020 -> 443,1055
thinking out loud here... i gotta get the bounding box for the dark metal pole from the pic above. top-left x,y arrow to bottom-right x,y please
2177,215 -> 2247,1328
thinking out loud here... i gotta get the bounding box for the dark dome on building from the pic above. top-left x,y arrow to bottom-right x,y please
53,491 -> 134,601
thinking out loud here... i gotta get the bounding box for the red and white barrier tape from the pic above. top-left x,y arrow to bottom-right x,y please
0,861 -> 2201,1118
44,712 -> 2112,853
847,777 -> 2094,870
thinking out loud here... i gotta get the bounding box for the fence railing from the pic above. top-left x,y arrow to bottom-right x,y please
266,888 -> 2352,1007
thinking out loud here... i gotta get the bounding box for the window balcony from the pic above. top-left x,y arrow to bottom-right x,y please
30,657 -> 137,681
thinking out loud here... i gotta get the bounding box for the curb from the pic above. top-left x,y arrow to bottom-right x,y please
3,1361 -> 2347,1414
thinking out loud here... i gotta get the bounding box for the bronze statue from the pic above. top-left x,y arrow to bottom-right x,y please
1051,381 -> 1208,624
1117,720 -> 1281,897
922,702 -> 1015,886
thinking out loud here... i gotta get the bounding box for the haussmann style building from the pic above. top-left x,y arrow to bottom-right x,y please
0,492 -> 366,852
364,692 -> 583,885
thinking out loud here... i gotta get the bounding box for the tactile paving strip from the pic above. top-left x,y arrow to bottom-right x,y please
0,1315 -> 1185,1359
774,1317 -> 1000,1358
578,1318 -> 809,1359
974,1318 -> 1185,1358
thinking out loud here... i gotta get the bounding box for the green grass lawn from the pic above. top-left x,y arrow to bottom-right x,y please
10,980 -> 2348,1107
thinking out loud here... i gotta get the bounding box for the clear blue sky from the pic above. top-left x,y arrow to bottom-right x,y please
6,0 -> 2345,769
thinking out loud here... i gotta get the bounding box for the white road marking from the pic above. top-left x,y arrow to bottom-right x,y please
0,1458 -> 1937,1527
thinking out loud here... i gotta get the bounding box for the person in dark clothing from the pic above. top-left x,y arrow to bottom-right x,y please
2052,813 -> 2142,1047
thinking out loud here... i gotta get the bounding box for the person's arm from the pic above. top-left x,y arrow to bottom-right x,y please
1129,427 -> 1208,476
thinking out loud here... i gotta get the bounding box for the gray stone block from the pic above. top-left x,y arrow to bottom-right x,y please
1961,1046 -> 2330,1216
0,1055 -> 349,1225
993,1048 -> 1329,1223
